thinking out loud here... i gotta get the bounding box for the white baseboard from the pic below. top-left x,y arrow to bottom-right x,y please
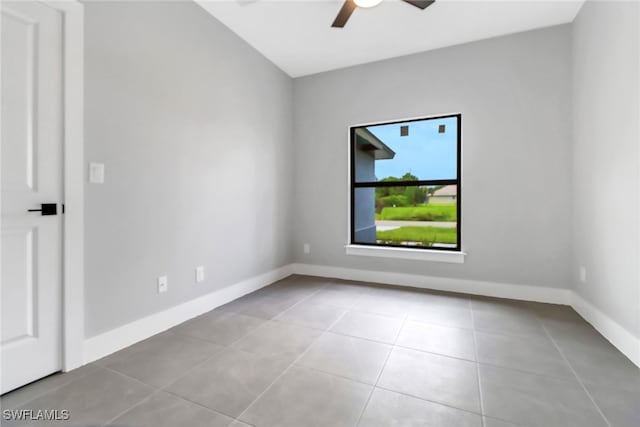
83,261 -> 639,369
83,265 -> 292,364
291,263 -> 639,368
290,263 -> 571,304
571,292 -> 640,368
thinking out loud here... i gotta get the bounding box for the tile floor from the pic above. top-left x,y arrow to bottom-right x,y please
2,275 -> 639,427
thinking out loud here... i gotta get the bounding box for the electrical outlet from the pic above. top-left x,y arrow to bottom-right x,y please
157,276 -> 168,294
303,243 -> 310,254
579,266 -> 587,283
196,266 -> 205,283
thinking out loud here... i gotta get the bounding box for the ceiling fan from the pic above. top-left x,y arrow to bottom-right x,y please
332,0 -> 435,28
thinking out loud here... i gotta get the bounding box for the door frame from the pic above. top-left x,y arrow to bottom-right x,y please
41,0 -> 85,372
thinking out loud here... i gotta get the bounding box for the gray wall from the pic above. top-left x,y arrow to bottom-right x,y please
292,25 -> 573,289
572,1 -> 640,336
84,1 -> 293,337
82,1 -> 638,341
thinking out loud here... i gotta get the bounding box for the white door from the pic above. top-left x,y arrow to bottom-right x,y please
1,1 -> 63,394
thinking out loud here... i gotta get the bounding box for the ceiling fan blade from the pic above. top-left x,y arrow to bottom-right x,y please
332,0 -> 357,28
402,0 -> 435,10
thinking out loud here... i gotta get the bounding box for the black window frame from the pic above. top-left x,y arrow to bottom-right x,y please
349,113 -> 462,252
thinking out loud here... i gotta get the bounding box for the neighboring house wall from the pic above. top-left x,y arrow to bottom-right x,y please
353,148 -> 376,243
293,25 -> 572,289
430,185 -> 457,204
430,195 -> 456,204
354,144 -> 376,182
572,1 -> 640,338
84,1 -> 293,337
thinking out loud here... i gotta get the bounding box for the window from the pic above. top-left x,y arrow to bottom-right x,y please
350,114 -> 461,251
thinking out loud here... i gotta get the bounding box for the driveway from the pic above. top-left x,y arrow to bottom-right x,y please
376,220 -> 457,229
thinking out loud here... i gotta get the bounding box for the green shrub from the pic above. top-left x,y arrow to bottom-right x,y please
378,195 -> 410,208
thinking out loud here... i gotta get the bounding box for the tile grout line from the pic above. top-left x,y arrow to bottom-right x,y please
95,329 -> 238,408
276,348 -> 495,420
0,366 -> 98,411
295,335 -> 595,422
162,283 -> 328,422
160,282 -> 330,394
327,325 -> 404,346
162,282 -> 332,423
98,365 -> 237,425
373,383 -> 488,419
354,304 -> 410,427
278,294 -> 490,422
160,387 -> 246,423
13,282 -> 617,427
319,328 -> 594,384
472,360 -> 587,383
172,311 -> 267,346
267,281 -> 333,321
469,300 -> 487,427
160,341 -> 240,389
109,334 -> 495,425
540,322 -> 613,427
233,291 -> 351,424
100,388 -> 162,426
99,365 -> 164,391
5,364 -> 165,427
101,384 -> 239,427
5,284 -> 420,423
161,389 -> 240,421
105,280 -> 334,427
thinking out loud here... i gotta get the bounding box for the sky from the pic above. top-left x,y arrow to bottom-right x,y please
366,116 -> 458,181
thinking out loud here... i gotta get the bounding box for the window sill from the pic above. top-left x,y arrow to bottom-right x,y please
345,245 -> 466,263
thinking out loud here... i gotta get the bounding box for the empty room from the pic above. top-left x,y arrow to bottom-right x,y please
1,0 -> 639,426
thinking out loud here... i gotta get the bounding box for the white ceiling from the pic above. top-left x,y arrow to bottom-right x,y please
196,0 -> 584,77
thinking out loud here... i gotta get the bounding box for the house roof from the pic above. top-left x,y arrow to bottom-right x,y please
355,128 -> 395,160
433,185 -> 457,196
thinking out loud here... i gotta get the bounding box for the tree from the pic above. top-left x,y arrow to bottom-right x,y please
375,176 -> 402,198
376,173 -> 426,208
405,186 -> 427,205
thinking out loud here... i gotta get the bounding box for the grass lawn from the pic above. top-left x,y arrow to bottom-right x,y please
376,204 -> 457,222
376,226 -> 457,246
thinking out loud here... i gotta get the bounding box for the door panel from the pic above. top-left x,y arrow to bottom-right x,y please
1,227 -> 37,345
1,1 -> 63,394
0,8 -> 36,193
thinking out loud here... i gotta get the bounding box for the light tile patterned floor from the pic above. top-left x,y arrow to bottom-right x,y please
2,275 -> 639,427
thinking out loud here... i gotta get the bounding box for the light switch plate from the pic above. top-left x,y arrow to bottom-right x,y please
89,162 -> 105,184
195,266 -> 205,283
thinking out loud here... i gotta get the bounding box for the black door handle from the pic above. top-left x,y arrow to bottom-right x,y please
28,203 -> 57,216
